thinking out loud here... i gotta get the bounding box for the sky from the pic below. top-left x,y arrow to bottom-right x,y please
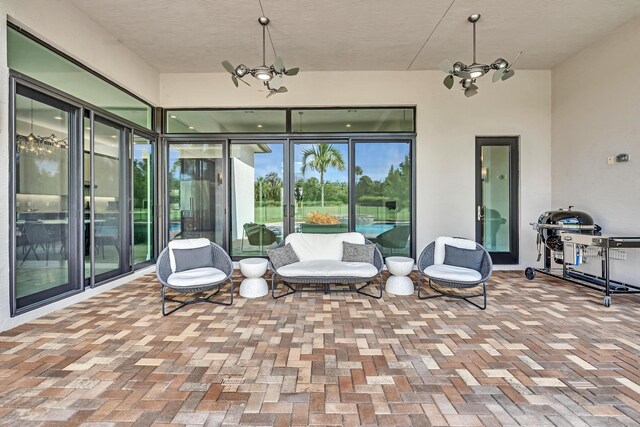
253,142 -> 410,182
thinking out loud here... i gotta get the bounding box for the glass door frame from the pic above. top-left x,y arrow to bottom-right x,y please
131,130 -> 158,269
85,113 -> 134,285
10,72 -> 159,316
475,136 -> 520,264
9,76 -> 84,315
229,138 -> 290,259
351,137 -> 416,258
163,137 -> 229,250
160,134 -> 416,260
288,138 -> 350,235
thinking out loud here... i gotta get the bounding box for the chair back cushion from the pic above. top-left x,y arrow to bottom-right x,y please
168,238 -> 211,273
443,244 -> 484,272
433,237 -> 477,265
285,232 -> 365,261
172,245 -> 214,272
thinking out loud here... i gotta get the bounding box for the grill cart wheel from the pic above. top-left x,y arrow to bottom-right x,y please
524,267 -> 536,280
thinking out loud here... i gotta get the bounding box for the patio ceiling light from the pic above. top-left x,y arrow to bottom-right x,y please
221,15 -> 300,98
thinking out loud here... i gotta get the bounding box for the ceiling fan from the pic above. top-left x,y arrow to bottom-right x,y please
440,14 -> 522,97
222,16 -> 299,98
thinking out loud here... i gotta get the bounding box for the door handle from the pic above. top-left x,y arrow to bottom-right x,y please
283,205 -> 288,218
477,205 -> 484,221
290,204 -> 295,218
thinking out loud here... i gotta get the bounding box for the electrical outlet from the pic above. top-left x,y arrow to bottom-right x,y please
607,156 -> 614,165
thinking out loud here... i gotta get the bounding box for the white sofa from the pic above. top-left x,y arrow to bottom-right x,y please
268,232 -> 384,299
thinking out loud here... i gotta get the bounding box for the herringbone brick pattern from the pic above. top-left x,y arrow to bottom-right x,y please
1,271 -> 639,426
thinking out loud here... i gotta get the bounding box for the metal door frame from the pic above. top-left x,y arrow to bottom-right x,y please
475,136 -> 519,264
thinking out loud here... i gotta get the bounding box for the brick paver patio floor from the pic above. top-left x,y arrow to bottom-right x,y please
1,271 -> 639,426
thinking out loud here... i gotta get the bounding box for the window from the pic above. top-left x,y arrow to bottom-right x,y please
166,110 -> 286,133
292,108 -> 414,133
355,142 -> 412,257
8,25 -> 152,129
14,85 -> 80,310
230,142 -> 285,256
168,143 -> 225,244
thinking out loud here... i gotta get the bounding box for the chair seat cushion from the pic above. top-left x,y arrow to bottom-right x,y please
167,267 -> 227,288
278,260 -> 378,278
424,264 -> 482,283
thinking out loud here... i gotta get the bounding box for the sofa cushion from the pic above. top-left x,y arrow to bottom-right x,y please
433,237 -> 477,265
172,245 -> 214,272
168,238 -> 211,272
342,241 -> 375,264
278,260 -> 378,278
285,232 -> 365,261
267,243 -> 300,270
424,264 -> 482,283
443,244 -> 484,272
167,267 -> 227,288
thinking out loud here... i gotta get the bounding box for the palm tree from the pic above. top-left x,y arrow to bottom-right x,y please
301,144 -> 345,207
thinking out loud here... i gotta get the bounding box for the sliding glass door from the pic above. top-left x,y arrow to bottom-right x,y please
133,134 -> 154,264
292,140 -> 349,233
354,141 -> 412,257
230,140 -> 285,256
84,114 -> 133,283
11,78 -> 157,315
13,84 -> 81,310
167,142 -> 225,244
162,137 -> 415,260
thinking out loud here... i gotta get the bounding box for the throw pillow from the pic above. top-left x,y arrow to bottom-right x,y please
267,244 -> 300,270
172,245 -> 214,272
443,244 -> 484,271
342,241 -> 375,264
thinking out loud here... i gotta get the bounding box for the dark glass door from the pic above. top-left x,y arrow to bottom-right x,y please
133,134 -> 154,265
230,140 -> 286,257
89,116 -> 131,282
354,140 -> 412,257
291,139 -> 349,234
14,85 -> 81,310
167,142 -> 225,245
475,137 -> 519,264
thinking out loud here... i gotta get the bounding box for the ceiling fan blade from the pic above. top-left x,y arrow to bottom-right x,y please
464,88 -> 478,97
469,83 -> 478,91
508,51 -> 523,69
231,75 -> 239,87
238,77 -> 250,86
269,75 -> 284,89
285,67 -> 299,76
439,59 -> 453,73
443,75 -> 454,89
277,86 -> 288,93
222,60 -> 236,74
502,69 -> 515,80
492,69 -> 505,83
274,57 -> 284,72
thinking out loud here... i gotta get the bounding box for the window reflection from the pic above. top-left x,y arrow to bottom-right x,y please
15,90 -> 71,305
355,142 -> 411,256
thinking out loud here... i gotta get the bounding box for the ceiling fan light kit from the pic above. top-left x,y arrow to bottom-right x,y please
440,14 -> 522,97
221,16 -> 299,97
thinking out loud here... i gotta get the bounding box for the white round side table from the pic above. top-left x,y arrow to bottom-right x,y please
239,258 -> 269,298
385,256 -> 415,295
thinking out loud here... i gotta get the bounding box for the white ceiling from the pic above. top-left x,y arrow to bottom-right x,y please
70,0 -> 640,73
